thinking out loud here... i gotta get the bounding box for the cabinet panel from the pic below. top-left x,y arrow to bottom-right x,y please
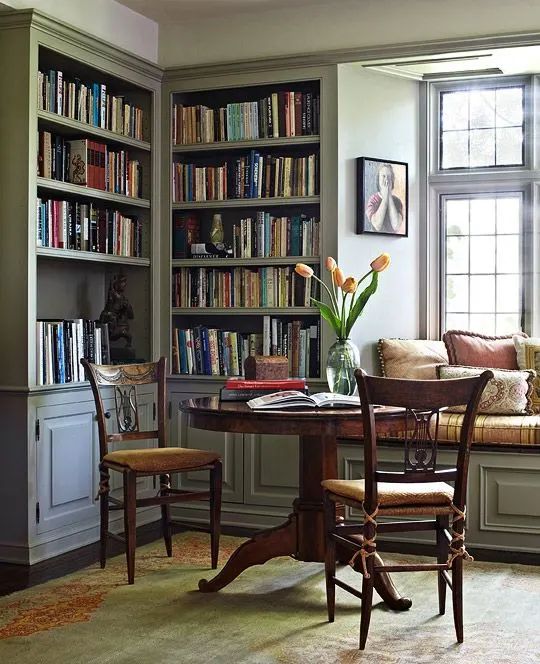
36,401 -> 98,534
244,434 -> 299,507
172,392 -> 243,503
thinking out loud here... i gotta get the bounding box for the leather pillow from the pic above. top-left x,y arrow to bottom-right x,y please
378,338 -> 448,379
437,364 -> 535,415
443,330 -> 527,370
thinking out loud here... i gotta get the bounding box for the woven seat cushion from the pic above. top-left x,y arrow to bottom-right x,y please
322,478 -> 453,509
103,447 -> 220,473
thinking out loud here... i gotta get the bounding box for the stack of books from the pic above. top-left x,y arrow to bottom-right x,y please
220,377 -> 308,401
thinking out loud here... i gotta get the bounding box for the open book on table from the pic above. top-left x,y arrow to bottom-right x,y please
246,390 -> 361,410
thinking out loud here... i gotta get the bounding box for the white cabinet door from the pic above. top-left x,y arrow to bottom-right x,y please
36,400 -> 99,534
171,391 -> 244,504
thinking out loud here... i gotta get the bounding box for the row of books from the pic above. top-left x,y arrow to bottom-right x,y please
232,213 -> 320,258
172,152 -> 319,202
172,91 -> 320,144
36,319 -> 110,386
38,68 -> 145,140
171,318 -> 320,378
36,197 -> 143,257
38,131 -> 143,198
172,265 -> 319,308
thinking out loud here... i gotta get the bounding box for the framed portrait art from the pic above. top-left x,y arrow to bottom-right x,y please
356,157 -> 408,236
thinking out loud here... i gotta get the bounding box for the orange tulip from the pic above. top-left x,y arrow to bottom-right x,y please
370,253 -> 391,272
295,263 -> 314,278
342,277 -> 358,294
333,267 -> 345,287
325,256 -> 337,272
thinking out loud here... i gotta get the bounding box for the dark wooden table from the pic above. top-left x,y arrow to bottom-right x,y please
179,397 -> 412,610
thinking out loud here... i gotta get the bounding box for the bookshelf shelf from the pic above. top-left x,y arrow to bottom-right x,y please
36,246 -> 151,266
172,196 -> 319,210
36,177 -> 151,208
171,307 -> 319,316
171,256 -> 318,268
172,135 -> 320,153
37,110 -> 151,151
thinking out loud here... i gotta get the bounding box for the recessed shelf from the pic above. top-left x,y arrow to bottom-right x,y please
36,177 -> 151,208
172,307 -> 319,316
37,110 -> 151,151
37,246 -> 150,266
171,256 -> 319,268
172,135 -> 320,153
172,196 -> 319,210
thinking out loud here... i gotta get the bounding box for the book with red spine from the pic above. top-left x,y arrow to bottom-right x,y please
224,378 -> 307,390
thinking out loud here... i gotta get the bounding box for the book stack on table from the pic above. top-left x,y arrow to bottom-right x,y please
219,377 -> 308,401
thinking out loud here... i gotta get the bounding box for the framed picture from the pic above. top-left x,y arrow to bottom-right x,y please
356,157 -> 408,236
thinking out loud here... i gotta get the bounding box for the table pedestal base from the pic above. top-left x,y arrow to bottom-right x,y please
198,513 -> 412,611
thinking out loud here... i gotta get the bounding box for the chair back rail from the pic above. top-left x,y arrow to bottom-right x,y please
81,357 -> 168,460
355,370 -> 493,511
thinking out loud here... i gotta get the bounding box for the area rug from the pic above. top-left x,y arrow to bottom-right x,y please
0,532 -> 539,664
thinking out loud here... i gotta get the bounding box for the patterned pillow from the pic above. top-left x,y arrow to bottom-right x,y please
443,329 -> 527,370
437,364 -> 535,415
513,335 -> 540,412
378,339 -> 448,379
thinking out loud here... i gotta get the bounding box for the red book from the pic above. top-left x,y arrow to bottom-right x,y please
224,378 -> 307,390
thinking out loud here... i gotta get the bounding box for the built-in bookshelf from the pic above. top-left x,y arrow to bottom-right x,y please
166,78 -> 322,381
31,45 -> 159,386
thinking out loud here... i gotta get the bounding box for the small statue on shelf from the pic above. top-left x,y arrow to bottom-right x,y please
99,273 -> 135,361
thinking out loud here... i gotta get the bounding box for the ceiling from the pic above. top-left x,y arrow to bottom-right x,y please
115,0 -> 335,23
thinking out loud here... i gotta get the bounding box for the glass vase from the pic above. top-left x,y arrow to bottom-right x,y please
326,338 -> 361,396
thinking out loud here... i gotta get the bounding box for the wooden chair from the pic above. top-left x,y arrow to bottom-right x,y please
322,368 -> 492,649
82,357 -> 222,584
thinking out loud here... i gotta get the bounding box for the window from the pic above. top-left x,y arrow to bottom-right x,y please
427,77 -> 535,338
443,193 -> 522,335
440,85 -> 524,169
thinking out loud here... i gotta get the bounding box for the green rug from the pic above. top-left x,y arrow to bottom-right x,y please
0,532 -> 538,663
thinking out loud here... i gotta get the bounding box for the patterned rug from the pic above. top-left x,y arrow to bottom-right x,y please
0,532 -> 539,663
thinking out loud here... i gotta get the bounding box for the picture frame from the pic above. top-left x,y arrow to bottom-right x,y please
356,157 -> 408,236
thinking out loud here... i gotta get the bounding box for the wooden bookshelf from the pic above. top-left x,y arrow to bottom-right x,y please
36,177 -> 151,208
36,246 -> 151,266
172,135 -> 320,153
171,256 -> 319,268
171,196 -> 319,210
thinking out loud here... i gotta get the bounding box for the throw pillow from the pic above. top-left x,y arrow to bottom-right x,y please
443,329 -> 527,370
378,338 -> 448,379
513,335 -> 540,412
437,364 -> 535,415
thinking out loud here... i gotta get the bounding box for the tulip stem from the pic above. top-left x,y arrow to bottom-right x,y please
311,274 -> 340,318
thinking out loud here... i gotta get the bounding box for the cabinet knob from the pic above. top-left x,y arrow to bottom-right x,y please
104,411 -> 111,419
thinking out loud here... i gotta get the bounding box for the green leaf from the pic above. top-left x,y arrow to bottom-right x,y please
311,297 -> 341,336
344,272 -> 379,338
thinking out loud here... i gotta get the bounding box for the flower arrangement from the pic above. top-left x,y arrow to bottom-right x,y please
294,253 -> 390,341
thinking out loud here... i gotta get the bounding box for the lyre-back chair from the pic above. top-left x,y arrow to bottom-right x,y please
322,368 -> 492,649
82,357 -> 222,584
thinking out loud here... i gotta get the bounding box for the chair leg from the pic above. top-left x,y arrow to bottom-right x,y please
209,461 -> 222,569
359,554 -> 375,650
123,470 -> 137,585
323,491 -> 336,623
452,556 -> 464,643
436,514 -> 449,615
99,465 -> 110,569
160,474 -> 173,557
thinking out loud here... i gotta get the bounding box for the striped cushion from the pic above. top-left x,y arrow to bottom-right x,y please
438,412 -> 540,447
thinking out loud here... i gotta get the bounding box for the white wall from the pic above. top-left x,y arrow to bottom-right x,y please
159,0 -> 540,67
1,0 -> 158,62
337,65 -> 419,373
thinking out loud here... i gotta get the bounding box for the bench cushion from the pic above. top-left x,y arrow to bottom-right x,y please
439,412 -> 540,447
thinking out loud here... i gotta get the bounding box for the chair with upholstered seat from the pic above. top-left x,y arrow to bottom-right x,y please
322,368 -> 492,649
82,357 -> 222,584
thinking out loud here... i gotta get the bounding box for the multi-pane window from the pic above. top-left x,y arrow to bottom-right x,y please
440,85 -> 524,169
443,194 -> 522,336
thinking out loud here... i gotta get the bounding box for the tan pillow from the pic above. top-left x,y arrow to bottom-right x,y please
513,335 -> 540,412
437,364 -> 535,415
378,338 -> 448,379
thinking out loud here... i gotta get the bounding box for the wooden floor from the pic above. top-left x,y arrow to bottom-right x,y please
1,525 -> 538,597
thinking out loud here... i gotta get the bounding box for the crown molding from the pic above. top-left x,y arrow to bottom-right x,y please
0,9 -> 163,82
163,31 -> 540,81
